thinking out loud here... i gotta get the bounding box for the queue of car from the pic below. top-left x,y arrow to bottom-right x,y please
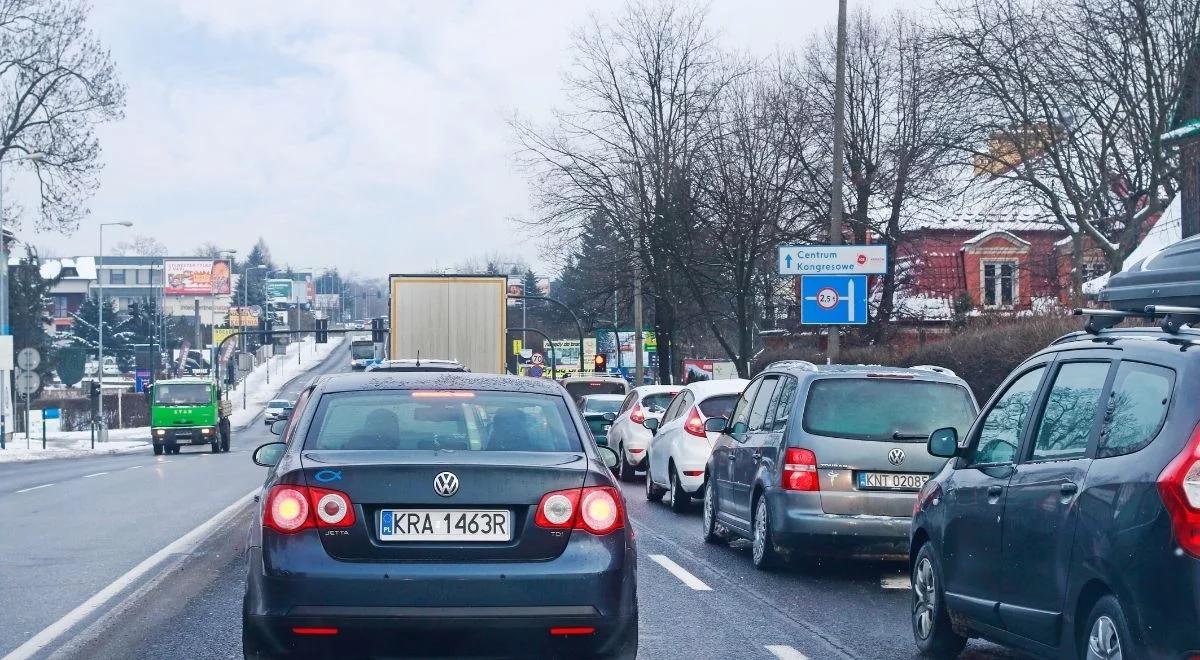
243,310 -> 1200,658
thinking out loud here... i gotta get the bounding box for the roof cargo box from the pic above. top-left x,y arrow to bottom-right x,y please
1099,234 -> 1200,313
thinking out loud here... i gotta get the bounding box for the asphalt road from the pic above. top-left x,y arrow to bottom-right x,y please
0,342 -> 352,659
23,478 -> 1025,658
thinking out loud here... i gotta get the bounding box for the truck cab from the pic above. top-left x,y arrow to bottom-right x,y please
148,378 -> 231,455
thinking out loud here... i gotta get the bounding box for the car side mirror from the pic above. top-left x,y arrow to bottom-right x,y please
603,412 -> 617,423
704,417 -> 727,433
253,442 -> 287,467
928,427 -> 959,459
642,417 -> 660,433
596,445 -> 619,469
269,419 -> 288,436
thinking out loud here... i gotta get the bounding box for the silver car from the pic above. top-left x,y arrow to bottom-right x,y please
702,362 -> 978,568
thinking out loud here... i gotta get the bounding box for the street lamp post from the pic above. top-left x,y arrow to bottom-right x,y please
0,150 -> 43,447
97,221 -> 133,439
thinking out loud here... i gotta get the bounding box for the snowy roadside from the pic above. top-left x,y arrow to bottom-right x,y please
0,336 -> 344,463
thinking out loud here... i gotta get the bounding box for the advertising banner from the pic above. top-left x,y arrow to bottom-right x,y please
266,279 -> 292,304
165,260 -> 220,296
212,327 -> 236,347
548,339 -> 581,369
682,359 -> 739,383
211,259 -> 231,295
227,307 -> 259,328
506,277 -> 523,306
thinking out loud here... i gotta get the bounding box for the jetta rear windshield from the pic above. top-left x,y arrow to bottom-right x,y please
564,380 -> 626,399
803,378 -> 976,442
154,383 -> 211,406
304,390 -> 582,452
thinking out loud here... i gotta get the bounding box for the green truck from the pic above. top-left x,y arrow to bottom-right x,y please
148,378 -> 232,455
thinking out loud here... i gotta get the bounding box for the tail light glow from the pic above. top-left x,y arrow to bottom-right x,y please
264,484 -> 356,533
782,448 -> 819,491
292,627 -> 339,636
629,403 -> 646,425
550,627 -> 595,636
684,407 -> 707,438
1158,423 -> 1200,558
312,487 -> 355,527
535,486 -> 625,534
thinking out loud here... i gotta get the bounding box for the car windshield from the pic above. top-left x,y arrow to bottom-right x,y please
641,392 -> 678,413
803,378 -> 976,442
584,397 -> 623,414
267,401 -> 288,408
304,390 -> 583,452
698,394 -> 738,419
564,380 -> 626,399
350,343 -> 374,359
154,383 -> 211,406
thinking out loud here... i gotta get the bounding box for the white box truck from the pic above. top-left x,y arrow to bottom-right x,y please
388,275 -> 508,374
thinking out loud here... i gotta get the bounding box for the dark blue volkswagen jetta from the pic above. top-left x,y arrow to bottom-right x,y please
242,373 -> 637,659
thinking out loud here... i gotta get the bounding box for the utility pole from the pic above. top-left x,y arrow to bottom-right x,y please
828,0 -> 849,364
633,260 -> 644,386
97,221 -> 132,439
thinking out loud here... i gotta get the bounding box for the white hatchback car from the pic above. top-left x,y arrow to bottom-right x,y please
644,378 -> 748,512
606,385 -> 684,481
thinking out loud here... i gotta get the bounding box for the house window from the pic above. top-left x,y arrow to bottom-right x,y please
108,269 -> 126,285
53,296 -> 69,318
1081,261 -> 1107,282
135,269 -> 151,284
982,261 -> 1018,308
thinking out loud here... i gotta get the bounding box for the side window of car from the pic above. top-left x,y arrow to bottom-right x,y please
663,392 -> 688,423
971,366 -> 1045,466
619,392 -> 637,414
1098,361 -> 1174,459
282,387 -> 313,446
771,377 -> 798,433
1029,361 -> 1110,462
728,379 -> 762,439
747,377 -> 780,432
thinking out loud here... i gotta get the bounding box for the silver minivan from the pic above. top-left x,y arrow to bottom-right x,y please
701,361 -> 978,568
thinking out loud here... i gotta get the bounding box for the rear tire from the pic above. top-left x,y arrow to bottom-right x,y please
211,440 -> 221,453
152,443 -> 163,456
751,495 -> 784,570
702,477 -> 724,544
669,468 -> 691,513
912,543 -> 967,658
1082,595 -> 1136,660
617,443 -> 636,482
644,462 -> 665,502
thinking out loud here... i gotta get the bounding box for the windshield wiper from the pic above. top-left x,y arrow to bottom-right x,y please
893,432 -> 928,441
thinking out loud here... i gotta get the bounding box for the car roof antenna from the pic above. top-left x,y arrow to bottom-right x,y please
416,350 -> 421,367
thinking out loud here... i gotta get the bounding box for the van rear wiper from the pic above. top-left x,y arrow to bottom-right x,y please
893,432 -> 928,441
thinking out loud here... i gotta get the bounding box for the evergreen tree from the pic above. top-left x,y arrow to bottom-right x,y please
8,248 -> 61,394
69,296 -> 133,371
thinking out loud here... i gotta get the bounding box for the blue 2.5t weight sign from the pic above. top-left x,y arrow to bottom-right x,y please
801,275 -> 868,325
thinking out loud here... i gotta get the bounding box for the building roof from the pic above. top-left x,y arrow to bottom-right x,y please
962,229 -> 1032,248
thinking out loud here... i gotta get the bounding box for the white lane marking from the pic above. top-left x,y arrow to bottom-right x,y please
2,488 -> 257,660
766,645 -> 809,660
15,483 -> 54,493
881,575 -> 910,590
648,554 -> 711,591
81,472 -> 109,479
126,465 -> 144,470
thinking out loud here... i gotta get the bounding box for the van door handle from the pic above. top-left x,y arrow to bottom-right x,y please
1060,482 -> 1078,496
752,451 -> 763,463
728,450 -> 738,461
987,485 -> 1003,497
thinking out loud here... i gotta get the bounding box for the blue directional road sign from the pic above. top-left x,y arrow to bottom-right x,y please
801,275 -> 868,325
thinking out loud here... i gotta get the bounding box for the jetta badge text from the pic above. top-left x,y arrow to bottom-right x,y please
433,471 -> 459,497
888,448 -> 905,466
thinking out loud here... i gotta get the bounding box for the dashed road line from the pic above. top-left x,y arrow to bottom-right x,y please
126,465 -> 144,470
881,575 -> 910,590
766,645 -> 810,660
81,472 -> 109,479
15,483 -> 54,493
648,554 -> 712,591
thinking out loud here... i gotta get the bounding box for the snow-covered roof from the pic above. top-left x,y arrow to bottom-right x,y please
962,229 -> 1032,248
1082,196 -> 1182,295
39,256 -> 97,281
903,166 -> 1065,233
892,294 -> 955,322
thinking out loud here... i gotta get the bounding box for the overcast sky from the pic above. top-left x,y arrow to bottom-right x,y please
24,0 -> 925,278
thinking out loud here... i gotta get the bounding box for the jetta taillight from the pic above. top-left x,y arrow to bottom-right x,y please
1158,423 -> 1200,558
264,484 -> 356,534
684,407 -> 707,438
782,448 -> 819,491
535,486 -> 625,535
629,403 -> 646,425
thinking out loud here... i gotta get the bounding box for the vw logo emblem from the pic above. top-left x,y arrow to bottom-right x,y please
433,471 -> 459,497
888,448 -> 905,466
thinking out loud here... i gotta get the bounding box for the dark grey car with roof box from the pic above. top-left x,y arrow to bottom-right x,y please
243,372 -> 636,659
702,361 -> 977,569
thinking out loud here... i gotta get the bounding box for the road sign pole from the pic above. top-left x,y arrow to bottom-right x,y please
828,0 -> 849,364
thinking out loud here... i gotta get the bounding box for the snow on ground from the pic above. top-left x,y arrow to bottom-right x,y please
0,336 -> 344,463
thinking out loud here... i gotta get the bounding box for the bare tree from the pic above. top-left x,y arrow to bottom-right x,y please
191,242 -> 227,259
0,0 -> 124,232
111,234 -> 165,257
514,0 -> 733,382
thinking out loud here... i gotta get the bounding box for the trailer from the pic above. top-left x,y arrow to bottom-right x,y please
388,275 -> 508,374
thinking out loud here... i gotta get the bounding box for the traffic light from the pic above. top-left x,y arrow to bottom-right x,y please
593,353 -> 607,374
371,317 -> 387,344
315,318 -> 328,344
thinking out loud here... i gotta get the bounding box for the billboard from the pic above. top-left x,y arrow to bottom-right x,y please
266,279 -> 292,304
165,259 -> 230,296
227,306 -> 259,327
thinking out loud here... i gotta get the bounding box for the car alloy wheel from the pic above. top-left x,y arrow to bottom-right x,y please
702,480 -> 721,543
751,497 -> 780,568
669,469 -> 689,513
913,557 -> 937,641
645,462 -> 664,502
1087,615 -> 1123,660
